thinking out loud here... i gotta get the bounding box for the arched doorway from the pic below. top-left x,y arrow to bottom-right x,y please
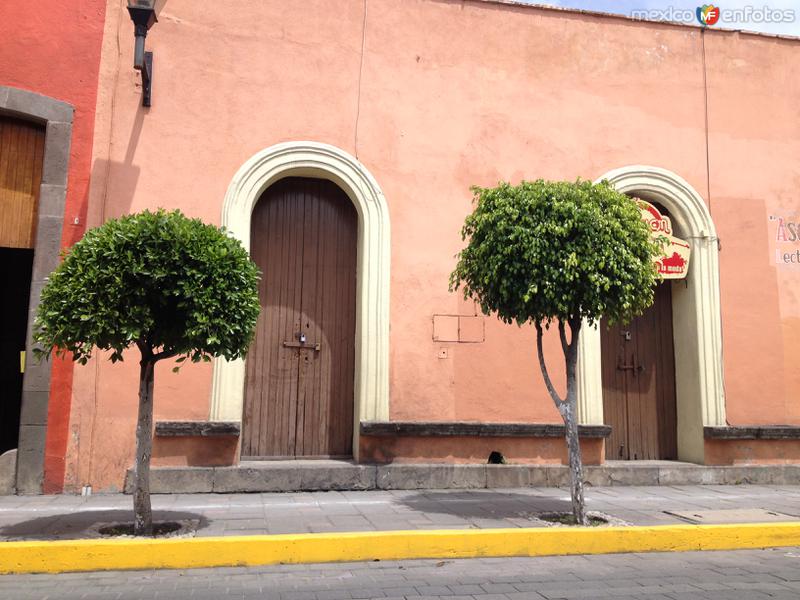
577,166 -> 724,463
211,142 -> 390,460
242,177 -> 358,459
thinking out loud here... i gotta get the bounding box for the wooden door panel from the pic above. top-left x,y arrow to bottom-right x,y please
243,178 -> 356,458
631,302 -> 649,460
296,179 -> 357,457
601,321 -> 629,459
0,117 -> 45,249
654,283 -> 678,459
244,180 -> 304,457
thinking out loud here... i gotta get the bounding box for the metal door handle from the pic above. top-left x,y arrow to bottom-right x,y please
283,341 -> 320,351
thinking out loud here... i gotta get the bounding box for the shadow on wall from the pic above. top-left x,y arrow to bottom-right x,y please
89,158 -> 142,221
89,103 -> 147,219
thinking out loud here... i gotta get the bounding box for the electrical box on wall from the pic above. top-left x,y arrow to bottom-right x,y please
432,315 -> 485,343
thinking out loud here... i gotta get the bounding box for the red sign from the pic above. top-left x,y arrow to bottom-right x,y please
637,200 -> 691,279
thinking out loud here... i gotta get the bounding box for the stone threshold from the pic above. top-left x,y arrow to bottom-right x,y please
124,460 -> 800,494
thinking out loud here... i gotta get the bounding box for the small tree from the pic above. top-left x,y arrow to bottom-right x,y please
34,210 -> 260,535
450,180 -> 660,524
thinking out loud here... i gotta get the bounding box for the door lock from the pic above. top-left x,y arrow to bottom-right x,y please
621,330 -> 632,341
283,331 -> 320,351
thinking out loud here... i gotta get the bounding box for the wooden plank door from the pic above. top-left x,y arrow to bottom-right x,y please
601,283 -> 677,460
243,177 -> 357,459
0,116 -> 45,249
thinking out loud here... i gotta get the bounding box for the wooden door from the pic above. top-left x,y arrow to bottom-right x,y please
601,283 -> 677,460
243,177 -> 357,459
0,116 -> 45,249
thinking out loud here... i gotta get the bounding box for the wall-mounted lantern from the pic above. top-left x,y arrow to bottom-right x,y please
126,0 -> 166,107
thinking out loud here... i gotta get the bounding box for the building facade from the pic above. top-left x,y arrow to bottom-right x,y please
0,0 -> 107,493
2,0 -> 800,493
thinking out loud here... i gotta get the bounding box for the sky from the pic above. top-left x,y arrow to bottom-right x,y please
530,0 -> 800,37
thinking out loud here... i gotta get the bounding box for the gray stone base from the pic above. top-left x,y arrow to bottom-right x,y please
0,449 -> 17,495
123,460 -> 800,494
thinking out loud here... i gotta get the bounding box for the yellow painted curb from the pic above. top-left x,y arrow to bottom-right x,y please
2,522 -> 800,574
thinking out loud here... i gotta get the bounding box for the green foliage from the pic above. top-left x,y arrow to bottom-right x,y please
450,179 -> 662,327
33,209 -> 261,366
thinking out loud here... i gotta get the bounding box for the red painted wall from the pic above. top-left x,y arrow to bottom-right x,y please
0,0 -> 107,491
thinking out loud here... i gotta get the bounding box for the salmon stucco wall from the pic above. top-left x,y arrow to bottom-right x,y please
703,31 -> 800,426
67,0 -> 800,491
0,0 -> 107,492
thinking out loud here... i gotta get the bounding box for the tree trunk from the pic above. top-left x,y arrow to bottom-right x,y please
563,318 -> 587,525
535,319 -> 588,526
559,389 -> 587,526
133,349 -> 155,536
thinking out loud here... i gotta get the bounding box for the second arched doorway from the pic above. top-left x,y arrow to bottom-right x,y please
242,177 -> 358,459
577,165 -> 725,463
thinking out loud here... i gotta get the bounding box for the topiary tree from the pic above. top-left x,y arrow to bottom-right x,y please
450,179 -> 661,525
33,209 -> 260,535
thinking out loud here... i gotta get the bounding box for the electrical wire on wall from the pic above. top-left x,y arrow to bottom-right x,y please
84,0 -> 126,495
701,28 -> 712,213
354,0 -> 368,159
701,27 -> 728,422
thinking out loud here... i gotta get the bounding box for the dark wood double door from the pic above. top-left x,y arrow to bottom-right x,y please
243,177 -> 357,459
601,283 -> 678,460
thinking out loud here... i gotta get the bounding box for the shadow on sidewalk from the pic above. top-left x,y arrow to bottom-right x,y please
0,510 -> 209,540
398,491 -> 572,519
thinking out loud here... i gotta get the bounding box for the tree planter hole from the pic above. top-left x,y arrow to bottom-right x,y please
538,512 -> 608,527
98,521 -> 184,538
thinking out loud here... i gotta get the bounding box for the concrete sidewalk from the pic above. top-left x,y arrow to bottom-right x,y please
2,485 -> 800,541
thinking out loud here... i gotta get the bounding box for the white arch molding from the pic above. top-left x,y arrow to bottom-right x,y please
210,142 -> 391,456
576,165 -> 725,463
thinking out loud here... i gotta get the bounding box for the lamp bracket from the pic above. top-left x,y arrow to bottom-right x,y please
141,51 -> 153,107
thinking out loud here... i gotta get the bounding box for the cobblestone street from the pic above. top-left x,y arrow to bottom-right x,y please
3,548 -> 800,599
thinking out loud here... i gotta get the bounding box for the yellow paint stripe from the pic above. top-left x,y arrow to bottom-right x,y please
2,523 -> 800,574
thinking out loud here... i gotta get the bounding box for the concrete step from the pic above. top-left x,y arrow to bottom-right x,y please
124,460 -> 800,494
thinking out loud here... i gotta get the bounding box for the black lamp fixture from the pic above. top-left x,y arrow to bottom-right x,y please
126,0 -> 166,107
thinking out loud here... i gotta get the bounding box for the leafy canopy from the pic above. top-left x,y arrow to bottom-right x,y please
450,179 -> 662,327
34,209 -> 261,365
